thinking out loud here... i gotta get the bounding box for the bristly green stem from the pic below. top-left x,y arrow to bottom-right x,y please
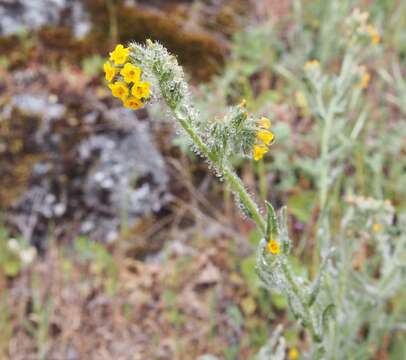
223,167 -> 266,233
173,110 -> 266,233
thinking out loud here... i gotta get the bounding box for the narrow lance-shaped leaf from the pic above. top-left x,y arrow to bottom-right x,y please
277,206 -> 291,254
265,201 -> 278,241
321,303 -> 336,335
308,248 -> 335,306
287,293 -> 303,322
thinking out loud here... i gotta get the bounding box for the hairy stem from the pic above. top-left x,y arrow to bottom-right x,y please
174,110 -> 266,233
223,168 -> 266,232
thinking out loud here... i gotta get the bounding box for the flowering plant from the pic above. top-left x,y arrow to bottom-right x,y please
103,13 -> 405,355
104,39 -> 329,354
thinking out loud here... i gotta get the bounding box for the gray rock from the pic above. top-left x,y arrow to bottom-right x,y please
77,108 -> 170,242
7,89 -> 170,246
11,93 -> 66,119
0,0 -> 91,38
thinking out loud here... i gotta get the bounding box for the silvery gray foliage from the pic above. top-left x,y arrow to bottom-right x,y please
321,196 -> 406,359
257,197 -> 406,359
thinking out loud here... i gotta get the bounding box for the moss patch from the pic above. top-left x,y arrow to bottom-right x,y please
0,110 -> 42,207
85,1 -> 228,81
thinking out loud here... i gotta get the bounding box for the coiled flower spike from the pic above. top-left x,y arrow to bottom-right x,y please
104,43 -> 151,110
345,9 -> 381,46
304,59 -> 320,72
352,64 -> 372,90
366,24 -> 380,45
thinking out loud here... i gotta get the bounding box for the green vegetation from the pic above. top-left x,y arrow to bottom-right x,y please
1,0 -> 405,359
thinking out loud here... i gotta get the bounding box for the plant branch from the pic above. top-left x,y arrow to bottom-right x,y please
174,110 -> 266,233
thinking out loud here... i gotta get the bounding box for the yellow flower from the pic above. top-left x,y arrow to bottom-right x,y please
109,81 -> 129,101
257,117 -> 271,129
109,44 -> 129,65
267,239 -> 281,255
288,347 -> 299,360
239,98 -> 247,108
253,144 -> 268,161
124,97 -> 143,110
304,59 -> 320,71
131,81 -> 151,99
372,223 -> 382,233
103,61 -> 116,82
295,91 -> 308,109
120,63 -> 141,84
356,72 -> 370,89
366,25 -> 380,44
255,117 -> 274,153
257,129 -> 274,145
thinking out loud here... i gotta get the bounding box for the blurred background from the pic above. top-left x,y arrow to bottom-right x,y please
0,0 -> 405,359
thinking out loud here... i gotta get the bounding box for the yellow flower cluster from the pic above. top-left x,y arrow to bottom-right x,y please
347,9 -> 380,45
104,44 -> 151,110
267,239 -> 281,255
372,223 -> 383,233
288,347 -> 300,360
304,59 -> 320,72
355,66 -> 371,90
366,24 -> 380,45
357,72 -> 371,89
253,117 -> 274,161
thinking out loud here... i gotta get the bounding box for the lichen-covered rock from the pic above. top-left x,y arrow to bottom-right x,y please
0,0 -> 251,81
1,68 -> 170,248
77,108 -> 170,242
85,0 -> 230,81
0,0 -> 90,38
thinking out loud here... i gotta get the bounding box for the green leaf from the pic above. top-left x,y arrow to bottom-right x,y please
265,201 -> 278,240
321,304 -> 336,333
308,248 -> 334,306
